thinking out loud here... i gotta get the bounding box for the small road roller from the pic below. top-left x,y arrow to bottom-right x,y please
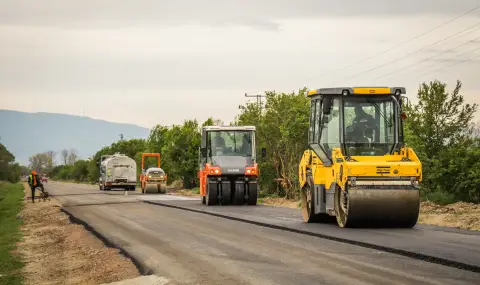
140,153 -> 168,194
298,87 -> 422,228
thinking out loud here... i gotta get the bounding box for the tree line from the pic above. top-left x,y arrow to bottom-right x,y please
0,143 -> 28,183
33,79 -> 479,204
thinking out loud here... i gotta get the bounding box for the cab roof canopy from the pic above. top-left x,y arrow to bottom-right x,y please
203,125 -> 256,131
307,87 -> 406,97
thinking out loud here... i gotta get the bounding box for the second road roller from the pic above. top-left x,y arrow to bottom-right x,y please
298,87 -> 422,228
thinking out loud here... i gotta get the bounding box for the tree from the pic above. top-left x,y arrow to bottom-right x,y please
235,88 -> 310,198
28,152 -> 54,174
67,149 -> 78,165
161,120 -> 202,188
404,80 -> 479,203
0,143 -> 20,182
45,150 -> 57,166
61,149 -> 69,165
405,80 -> 477,157
147,125 -> 169,154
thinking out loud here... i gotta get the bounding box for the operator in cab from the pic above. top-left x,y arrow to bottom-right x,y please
351,105 -> 377,142
211,132 -> 227,155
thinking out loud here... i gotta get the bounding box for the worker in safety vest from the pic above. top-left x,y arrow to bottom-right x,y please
28,170 -> 45,203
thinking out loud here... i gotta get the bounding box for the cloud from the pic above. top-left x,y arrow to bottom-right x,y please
1,0 -> 479,30
1,1 -> 479,127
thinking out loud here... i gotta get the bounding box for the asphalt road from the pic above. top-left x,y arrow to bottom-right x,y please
44,181 -> 480,285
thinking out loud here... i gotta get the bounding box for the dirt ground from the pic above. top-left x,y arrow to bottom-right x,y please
418,201 -> 480,231
17,184 -> 141,285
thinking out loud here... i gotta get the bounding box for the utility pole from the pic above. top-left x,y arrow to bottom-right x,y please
244,92 -> 267,117
119,134 -> 124,141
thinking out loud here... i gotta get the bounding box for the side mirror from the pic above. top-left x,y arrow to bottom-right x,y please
261,148 -> 267,158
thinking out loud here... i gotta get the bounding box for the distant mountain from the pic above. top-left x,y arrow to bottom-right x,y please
0,109 -> 150,165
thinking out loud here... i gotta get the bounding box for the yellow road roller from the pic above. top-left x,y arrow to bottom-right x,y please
298,87 -> 422,228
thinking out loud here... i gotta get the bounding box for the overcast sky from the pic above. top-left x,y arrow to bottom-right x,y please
1,0 -> 480,128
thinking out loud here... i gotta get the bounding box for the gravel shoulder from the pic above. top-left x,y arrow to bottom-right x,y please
18,183 -> 141,285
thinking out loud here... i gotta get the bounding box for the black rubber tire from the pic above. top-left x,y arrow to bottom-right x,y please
220,184 -> 231,205
247,183 -> 257,205
206,182 -> 218,206
233,184 -> 245,205
301,175 -> 334,223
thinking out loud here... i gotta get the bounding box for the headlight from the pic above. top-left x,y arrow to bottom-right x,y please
148,175 -> 152,178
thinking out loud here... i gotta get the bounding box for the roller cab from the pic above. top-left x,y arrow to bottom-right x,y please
199,126 -> 263,206
298,87 -> 422,228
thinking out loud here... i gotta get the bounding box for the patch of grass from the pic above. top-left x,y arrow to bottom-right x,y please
191,187 -> 200,194
0,182 -> 25,285
258,190 -> 279,199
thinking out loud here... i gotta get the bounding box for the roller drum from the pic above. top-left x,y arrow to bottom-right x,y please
337,187 -> 420,228
143,183 -> 158,194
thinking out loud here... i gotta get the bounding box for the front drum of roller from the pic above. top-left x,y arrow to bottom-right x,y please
336,186 -> 420,228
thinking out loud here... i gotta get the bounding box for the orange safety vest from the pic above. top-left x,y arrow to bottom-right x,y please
29,174 -> 38,186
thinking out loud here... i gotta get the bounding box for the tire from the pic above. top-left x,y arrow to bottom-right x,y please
206,182 -> 218,206
220,183 -> 231,205
301,175 -> 334,223
247,183 -> 257,205
233,183 -> 245,205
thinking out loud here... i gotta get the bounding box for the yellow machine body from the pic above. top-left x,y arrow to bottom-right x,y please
299,87 -> 422,228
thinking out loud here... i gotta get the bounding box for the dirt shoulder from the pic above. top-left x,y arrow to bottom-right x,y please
418,201 -> 480,231
170,188 -> 480,231
18,183 -> 141,285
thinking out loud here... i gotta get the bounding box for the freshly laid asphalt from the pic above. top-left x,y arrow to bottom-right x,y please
44,181 -> 480,285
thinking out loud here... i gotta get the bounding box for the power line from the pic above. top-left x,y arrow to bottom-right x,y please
373,34 -> 480,80
316,4 -> 480,78
414,44 -> 480,75
336,22 -> 480,82
416,47 -> 480,78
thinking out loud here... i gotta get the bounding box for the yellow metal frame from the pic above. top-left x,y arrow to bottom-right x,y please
299,146 -> 422,192
307,87 -> 406,97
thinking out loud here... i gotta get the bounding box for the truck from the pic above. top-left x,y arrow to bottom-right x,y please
198,125 -> 265,205
98,153 -> 137,191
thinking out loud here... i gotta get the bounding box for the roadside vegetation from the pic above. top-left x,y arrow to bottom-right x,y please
0,182 -> 25,285
31,79 -> 479,205
0,143 -> 27,183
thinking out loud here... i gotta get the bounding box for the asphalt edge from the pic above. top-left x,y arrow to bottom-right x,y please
60,207 -> 154,276
143,200 -> 480,274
